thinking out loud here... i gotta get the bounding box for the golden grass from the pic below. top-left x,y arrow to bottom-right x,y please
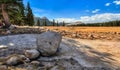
45,26 -> 120,32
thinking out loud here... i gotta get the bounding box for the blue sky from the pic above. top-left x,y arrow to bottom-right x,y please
23,0 -> 120,23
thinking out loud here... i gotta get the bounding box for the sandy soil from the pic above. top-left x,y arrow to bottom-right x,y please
65,38 -> 120,68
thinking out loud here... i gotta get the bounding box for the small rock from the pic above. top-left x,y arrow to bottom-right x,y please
0,65 -> 8,70
25,49 -> 40,59
6,55 -> 23,66
4,54 -> 30,66
37,31 -> 62,56
50,65 -> 65,70
42,62 -> 55,67
19,55 -> 30,63
9,25 -> 17,30
72,33 -> 77,38
46,29 -> 50,32
31,61 -> 40,66
26,65 -> 35,70
6,30 -> 11,34
89,34 -> 94,40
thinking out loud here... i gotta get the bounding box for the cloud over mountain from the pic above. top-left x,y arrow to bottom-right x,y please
56,13 -> 120,23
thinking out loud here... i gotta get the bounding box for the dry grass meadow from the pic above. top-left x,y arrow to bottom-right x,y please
45,26 -> 120,32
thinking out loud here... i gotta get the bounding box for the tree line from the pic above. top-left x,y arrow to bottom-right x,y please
71,20 -> 120,27
36,19 -> 65,26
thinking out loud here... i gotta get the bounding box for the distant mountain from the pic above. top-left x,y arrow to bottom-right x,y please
34,17 -> 84,26
34,17 -> 53,26
67,21 -> 84,26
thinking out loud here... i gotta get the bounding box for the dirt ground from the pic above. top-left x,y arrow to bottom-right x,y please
70,38 -> 120,68
0,26 -> 120,70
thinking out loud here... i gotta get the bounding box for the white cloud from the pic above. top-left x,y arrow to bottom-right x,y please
105,3 -> 111,6
55,13 -> 120,23
92,9 -> 100,13
113,0 -> 120,5
55,18 -> 78,23
32,7 -> 45,13
80,13 -> 120,23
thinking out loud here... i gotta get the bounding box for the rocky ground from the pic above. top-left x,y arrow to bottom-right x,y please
0,34 -> 120,70
0,26 -> 120,41
0,26 -> 120,70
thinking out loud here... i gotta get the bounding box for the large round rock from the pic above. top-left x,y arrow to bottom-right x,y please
37,31 -> 62,56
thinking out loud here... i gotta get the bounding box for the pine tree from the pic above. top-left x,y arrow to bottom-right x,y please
26,2 -> 34,26
62,21 -> 65,26
52,19 -> 55,26
56,21 -> 59,26
37,20 -> 40,26
43,18 -> 47,26
20,1 -> 26,25
12,1 -> 25,25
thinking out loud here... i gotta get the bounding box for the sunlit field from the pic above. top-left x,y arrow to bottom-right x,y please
45,26 -> 120,32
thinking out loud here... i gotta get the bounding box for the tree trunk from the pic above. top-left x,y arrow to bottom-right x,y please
1,4 -> 11,28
